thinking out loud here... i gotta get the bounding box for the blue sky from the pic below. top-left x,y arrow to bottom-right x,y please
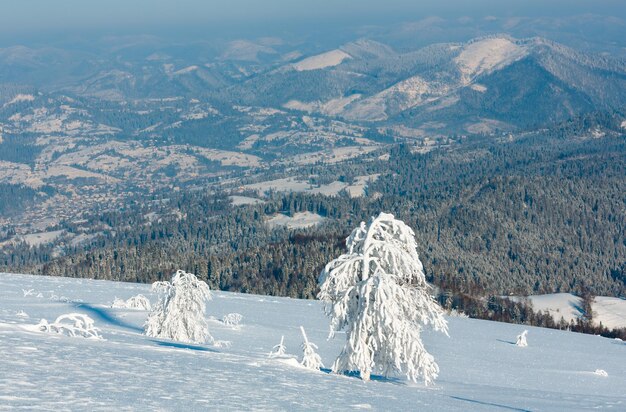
1,0 -> 624,35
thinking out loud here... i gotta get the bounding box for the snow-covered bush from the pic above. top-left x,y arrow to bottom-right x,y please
300,326 -> 323,371
111,298 -> 128,308
37,313 -> 102,339
127,294 -> 151,310
318,212 -> 449,384
111,294 -> 151,310
516,330 -> 528,347
144,270 -> 213,344
222,313 -> 243,328
269,336 -> 287,358
15,310 -> 29,318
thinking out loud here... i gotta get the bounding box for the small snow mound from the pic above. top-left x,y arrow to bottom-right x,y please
37,313 -> 102,339
593,369 -> 608,377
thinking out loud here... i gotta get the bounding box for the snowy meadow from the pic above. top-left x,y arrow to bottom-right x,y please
0,272 -> 624,411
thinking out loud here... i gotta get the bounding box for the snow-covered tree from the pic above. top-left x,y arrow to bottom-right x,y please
144,270 -> 212,344
222,313 -> 243,328
112,294 -> 151,310
516,330 -> 528,347
300,326 -> 323,370
37,313 -> 102,339
318,212 -> 448,384
269,335 -> 286,358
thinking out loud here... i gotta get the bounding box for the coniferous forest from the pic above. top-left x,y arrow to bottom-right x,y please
1,112 -> 625,337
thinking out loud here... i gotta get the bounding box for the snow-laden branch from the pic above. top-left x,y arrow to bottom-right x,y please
269,335 -> 287,358
37,313 -> 102,339
318,212 -> 448,384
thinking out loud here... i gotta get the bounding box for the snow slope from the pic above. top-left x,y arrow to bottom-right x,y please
293,50 -> 352,71
510,293 -> 626,329
454,37 -> 528,84
0,273 -> 624,411
266,212 -> 325,229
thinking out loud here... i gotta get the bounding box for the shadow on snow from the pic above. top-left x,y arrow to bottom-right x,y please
151,339 -> 218,352
321,368 -> 405,384
496,339 -> 517,345
449,396 -> 531,412
72,302 -> 144,333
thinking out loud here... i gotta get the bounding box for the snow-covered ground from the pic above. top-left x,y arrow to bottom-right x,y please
293,50 -> 351,71
510,293 -> 626,329
242,174 -> 379,198
266,212 -> 325,229
229,195 -> 265,206
454,37 -> 528,84
0,273 -> 624,411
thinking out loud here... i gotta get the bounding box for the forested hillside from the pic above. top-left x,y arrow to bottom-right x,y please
2,112 -> 624,307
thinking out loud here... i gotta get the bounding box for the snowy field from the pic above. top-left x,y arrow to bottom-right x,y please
510,293 -> 626,330
0,273 -> 624,411
266,212 -> 326,229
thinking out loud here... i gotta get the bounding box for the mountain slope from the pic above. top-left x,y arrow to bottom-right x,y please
0,272 -> 624,410
228,35 -> 626,131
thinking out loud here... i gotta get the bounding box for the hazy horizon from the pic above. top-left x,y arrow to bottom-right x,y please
1,0 -> 625,47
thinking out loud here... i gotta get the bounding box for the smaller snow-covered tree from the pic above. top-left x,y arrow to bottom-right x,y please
516,330 -> 528,347
126,294 -> 151,310
300,326 -> 323,370
37,313 -> 102,339
268,335 -> 287,358
144,270 -> 212,344
222,313 -> 243,328
111,298 -> 127,308
111,294 -> 151,310
269,335 -> 287,358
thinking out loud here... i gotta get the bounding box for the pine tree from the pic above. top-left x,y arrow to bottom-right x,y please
300,326 -> 323,370
318,212 -> 448,384
269,335 -> 287,358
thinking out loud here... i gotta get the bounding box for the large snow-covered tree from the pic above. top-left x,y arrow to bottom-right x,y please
318,212 -> 448,384
144,270 -> 213,344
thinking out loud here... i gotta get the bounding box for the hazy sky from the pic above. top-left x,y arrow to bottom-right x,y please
2,0 -> 624,37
